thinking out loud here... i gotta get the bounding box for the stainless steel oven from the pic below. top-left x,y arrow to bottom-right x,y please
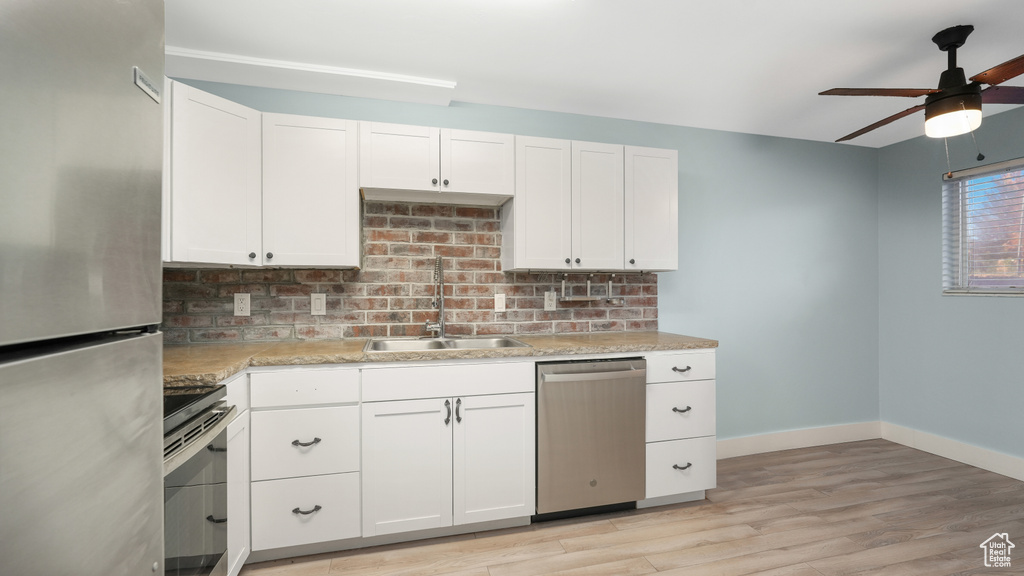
163,386 -> 236,576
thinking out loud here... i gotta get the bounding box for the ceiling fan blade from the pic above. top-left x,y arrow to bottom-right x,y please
835,104 -> 926,142
971,53 -> 1024,85
982,85 -> 1024,104
820,88 -> 939,97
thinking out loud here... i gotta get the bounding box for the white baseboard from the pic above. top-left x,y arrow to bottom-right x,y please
880,422 -> 1024,482
717,422 -> 882,459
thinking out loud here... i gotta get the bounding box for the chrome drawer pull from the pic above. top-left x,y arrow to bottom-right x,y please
206,515 -> 227,524
673,462 -> 693,471
672,406 -> 692,414
291,437 -> 321,447
292,505 -> 322,515
671,366 -> 692,373
444,399 -> 452,425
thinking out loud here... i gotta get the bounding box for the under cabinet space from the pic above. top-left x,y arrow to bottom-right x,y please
251,405 -> 360,481
250,472 -> 361,551
645,435 -> 717,499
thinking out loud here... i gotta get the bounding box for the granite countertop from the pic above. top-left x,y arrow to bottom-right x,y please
163,331 -> 718,387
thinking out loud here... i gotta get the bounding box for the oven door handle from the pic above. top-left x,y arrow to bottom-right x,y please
163,405 -> 236,477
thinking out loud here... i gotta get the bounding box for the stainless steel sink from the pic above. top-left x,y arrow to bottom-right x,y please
364,337 -> 529,352
443,337 -> 529,349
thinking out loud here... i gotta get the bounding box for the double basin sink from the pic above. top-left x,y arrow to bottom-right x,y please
364,336 -> 530,352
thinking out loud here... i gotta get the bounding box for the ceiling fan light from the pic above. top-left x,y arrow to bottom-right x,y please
924,89 -> 982,138
925,108 -> 982,138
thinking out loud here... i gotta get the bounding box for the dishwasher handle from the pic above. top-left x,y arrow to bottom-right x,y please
540,368 -> 645,384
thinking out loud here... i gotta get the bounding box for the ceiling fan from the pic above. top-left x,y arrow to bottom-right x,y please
821,25 -> 1024,142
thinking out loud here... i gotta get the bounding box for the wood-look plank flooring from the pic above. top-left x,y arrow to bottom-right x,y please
241,440 -> 1024,575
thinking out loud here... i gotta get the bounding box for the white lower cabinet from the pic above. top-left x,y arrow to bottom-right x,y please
361,392 -> 535,537
642,350 -> 717,504
251,473 -> 361,550
225,374 -> 250,576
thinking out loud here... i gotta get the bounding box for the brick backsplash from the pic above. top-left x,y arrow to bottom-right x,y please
162,202 -> 658,344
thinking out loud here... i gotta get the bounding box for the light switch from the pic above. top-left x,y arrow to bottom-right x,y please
494,293 -> 506,312
311,293 -> 326,316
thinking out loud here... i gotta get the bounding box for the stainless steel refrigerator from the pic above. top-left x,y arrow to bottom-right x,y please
0,0 -> 166,573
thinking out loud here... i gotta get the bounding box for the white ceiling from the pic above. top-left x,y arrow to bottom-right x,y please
165,0 -> 1024,148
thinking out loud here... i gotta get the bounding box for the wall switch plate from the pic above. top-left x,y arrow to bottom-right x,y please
544,291 -> 556,311
234,293 -> 250,316
494,293 -> 506,312
311,293 -> 326,316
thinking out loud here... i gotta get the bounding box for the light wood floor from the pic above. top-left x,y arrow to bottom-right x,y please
241,439 -> 1024,575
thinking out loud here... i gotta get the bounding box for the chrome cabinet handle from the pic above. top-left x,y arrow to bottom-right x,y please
292,505 -> 322,515
565,258 -> 570,264
291,437 -> 321,447
443,179 -> 449,186
206,515 -> 227,524
673,463 -> 693,471
206,444 -> 226,453
248,252 -> 257,259
575,258 -> 581,264
432,178 -> 438,185
672,406 -> 692,414
672,366 -> 692,373
266,252 -> 274,259
444,399 -> 451,425
456,398 -> 462,423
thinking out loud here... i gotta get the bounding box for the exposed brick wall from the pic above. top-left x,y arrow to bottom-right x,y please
162,202 -> 658,343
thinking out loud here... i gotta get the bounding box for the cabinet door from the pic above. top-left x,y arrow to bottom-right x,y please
453,393 -> 536,525
625,146 -> 678,271
513,136 -> 572,270
226,410 -> 250,576
572,141 -> 623,270
361,398 -> 453,537
263,114 -> 359,267
169,81 -> 261,265
441,129 -> 514,197
359,122 -> 440,192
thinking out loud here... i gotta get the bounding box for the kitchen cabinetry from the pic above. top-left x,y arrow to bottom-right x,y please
225,375 -> 250,576
359,122 -> 514,205
164,83 -> 360,267
360,362 -> 535,537
248,368 -> 361,551
625,146 -> 678,270
165,81 -> 262,266
262,114 -> 359,267
640,350 -> 717,505
503,138 -> 678,272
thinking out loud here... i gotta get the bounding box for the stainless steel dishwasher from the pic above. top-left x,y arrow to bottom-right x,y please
536,358 -> 646,515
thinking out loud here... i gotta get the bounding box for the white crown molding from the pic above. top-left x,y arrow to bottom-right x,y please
165,46 -> 456,106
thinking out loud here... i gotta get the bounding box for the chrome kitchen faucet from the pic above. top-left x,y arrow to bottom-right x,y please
424,256 -> 446,338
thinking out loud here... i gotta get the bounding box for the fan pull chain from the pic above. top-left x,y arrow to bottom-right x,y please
944,138 -> 953,179
969,129 -> 985,162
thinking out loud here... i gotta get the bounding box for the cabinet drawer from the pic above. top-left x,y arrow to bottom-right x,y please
250,368 -> 358,408
251,473 -> 360,551
646,351 -> 715,383
251,406 -> 359,481
646,436 -> 716,499
646,381 -> 716,442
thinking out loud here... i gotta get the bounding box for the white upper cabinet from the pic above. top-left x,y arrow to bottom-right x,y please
262,114 -> 360,267
625,146 -> 678,271
572,141 -> 624,271
360,122 -> 514,205
505,136 -> 573,270
166,81 -> 262,266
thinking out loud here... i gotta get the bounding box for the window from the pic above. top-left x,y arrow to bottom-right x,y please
943,158 -> 1024,294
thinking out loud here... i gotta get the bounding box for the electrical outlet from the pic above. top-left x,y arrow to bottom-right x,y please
494,293 -> 506,312
234,293 -> 250,317
311,293 -> 326,316
544,291 -> 556,311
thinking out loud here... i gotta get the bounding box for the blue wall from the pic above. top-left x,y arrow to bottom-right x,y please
878,106 -> 1024,459
184,80 -> 883,440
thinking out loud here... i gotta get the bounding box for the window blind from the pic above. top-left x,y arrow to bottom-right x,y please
942,158 -> 1024,294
